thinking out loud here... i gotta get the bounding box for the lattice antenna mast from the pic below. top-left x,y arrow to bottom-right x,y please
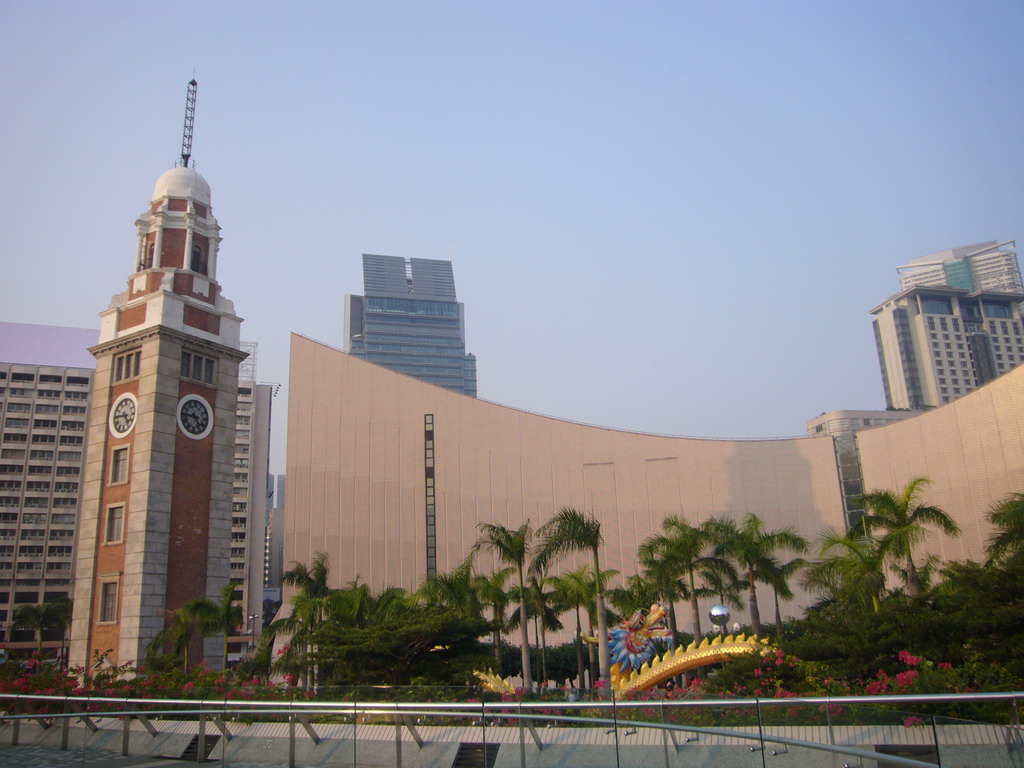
178,79 -> 198,168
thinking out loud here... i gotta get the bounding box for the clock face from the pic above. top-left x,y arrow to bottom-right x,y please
176,395 -> 213,440
108,394 -> 137,437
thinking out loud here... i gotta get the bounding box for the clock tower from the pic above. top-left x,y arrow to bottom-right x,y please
69,160 -> 245,671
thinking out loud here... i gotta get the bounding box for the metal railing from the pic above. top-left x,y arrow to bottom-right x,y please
0,690 -> 1021,768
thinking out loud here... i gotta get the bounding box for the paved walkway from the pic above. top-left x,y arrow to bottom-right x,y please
0,743 -> 285,768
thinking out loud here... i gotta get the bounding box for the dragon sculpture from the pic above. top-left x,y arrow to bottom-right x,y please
476,603 -> 770,695
584,603 -> 770,693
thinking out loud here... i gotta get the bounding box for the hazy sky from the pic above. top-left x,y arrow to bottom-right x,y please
3,2 -> 1023,473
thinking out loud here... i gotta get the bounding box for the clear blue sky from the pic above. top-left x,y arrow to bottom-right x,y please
3,2 -> 1023,473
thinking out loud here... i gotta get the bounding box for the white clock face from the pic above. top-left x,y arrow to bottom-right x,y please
108,394 -> 138,437
176,394 -> 213,440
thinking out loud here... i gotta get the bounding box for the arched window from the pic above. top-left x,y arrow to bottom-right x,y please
190,246 -> 207,275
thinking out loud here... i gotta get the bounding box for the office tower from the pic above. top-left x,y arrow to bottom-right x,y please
263,474 -> 285,591
344,254 -> 477,396
897,241 -> 1022,294
871,285 -> 1024,410
70,162 -> 246,671
0,323 -> 97,658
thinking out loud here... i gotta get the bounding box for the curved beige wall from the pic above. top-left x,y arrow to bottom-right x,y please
286,335 -> 846,626
857,363 -> 1024,564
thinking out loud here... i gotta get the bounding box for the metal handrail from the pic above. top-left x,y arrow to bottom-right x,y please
1,691 -> 1020,768
1,689 -> 1021,711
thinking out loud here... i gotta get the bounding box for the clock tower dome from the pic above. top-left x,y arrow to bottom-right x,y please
70,157 -> 245,671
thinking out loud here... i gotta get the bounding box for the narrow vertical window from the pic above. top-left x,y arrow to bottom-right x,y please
105,505 -> 125,544
110,447 -> 129,484
99,581 -> 119,623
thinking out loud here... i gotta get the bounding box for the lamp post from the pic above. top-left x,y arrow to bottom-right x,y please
247,613 -> 260,650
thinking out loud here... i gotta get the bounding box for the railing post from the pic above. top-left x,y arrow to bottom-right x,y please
11,699 -> 18,746
288,711 -> 296,768
197,710 -> 206,764
752,698 -> 767,768
394,711 -> 403,768
660,701 -> 670,768
930,714 -> 943,768
352,699 -> 358,768
518,702 -> 526,768
480,698 -> 487,766
122,697 -> 131,756
611,689 -> 621,768
61,698 -> 69,750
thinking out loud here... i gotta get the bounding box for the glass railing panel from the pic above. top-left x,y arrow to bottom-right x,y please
816,700 -> 940,766
932,713 -> 1023,768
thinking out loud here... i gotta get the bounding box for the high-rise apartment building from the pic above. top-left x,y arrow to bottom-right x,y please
344,254 -> 477,396
231,343 -> 273,656
0,323 -> 97,657
897,241 -> 1022,294
871,285 -> 1024,409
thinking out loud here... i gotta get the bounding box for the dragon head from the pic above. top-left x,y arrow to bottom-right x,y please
643,603 -> 671,637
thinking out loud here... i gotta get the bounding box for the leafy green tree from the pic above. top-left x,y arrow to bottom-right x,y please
790,555 -> 1024,688
313,587 -> 490,686
708,514 -> 807,636
533,507 -> 612,689
474,522 -> 535,690
986,491 -> 1024,564
13,599 -> 72,654
638,516 -> 735,639
856,477 -> 960,596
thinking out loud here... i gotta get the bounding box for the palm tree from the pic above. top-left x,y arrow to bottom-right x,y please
986,492 -> 1024,564
708,514 -> 807,636
700,562 -> 745,615
546,566 -> 592,689
509,574 -> 562,685
273,552 -> 335,688
759,555 -> 807,638
639,515 -> 735,640
607,572 -> 663,619
148,597 -> 219,671
532,507 -> 612,690
419,558 -> 484,619
213,583 -> 244,669
13,599 -> 72,655
474,522 -> 535,690
472,567 -> 513,669
803,527 -> 886,612
856,477 -> 960,596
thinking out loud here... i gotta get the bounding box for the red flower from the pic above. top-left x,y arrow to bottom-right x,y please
895,670 -> 918,687
897,651 -> 922,667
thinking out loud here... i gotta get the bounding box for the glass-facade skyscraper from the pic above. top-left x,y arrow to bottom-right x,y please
344,254 -> 477,396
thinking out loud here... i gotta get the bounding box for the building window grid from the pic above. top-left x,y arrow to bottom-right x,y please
424,414 -> 436,578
